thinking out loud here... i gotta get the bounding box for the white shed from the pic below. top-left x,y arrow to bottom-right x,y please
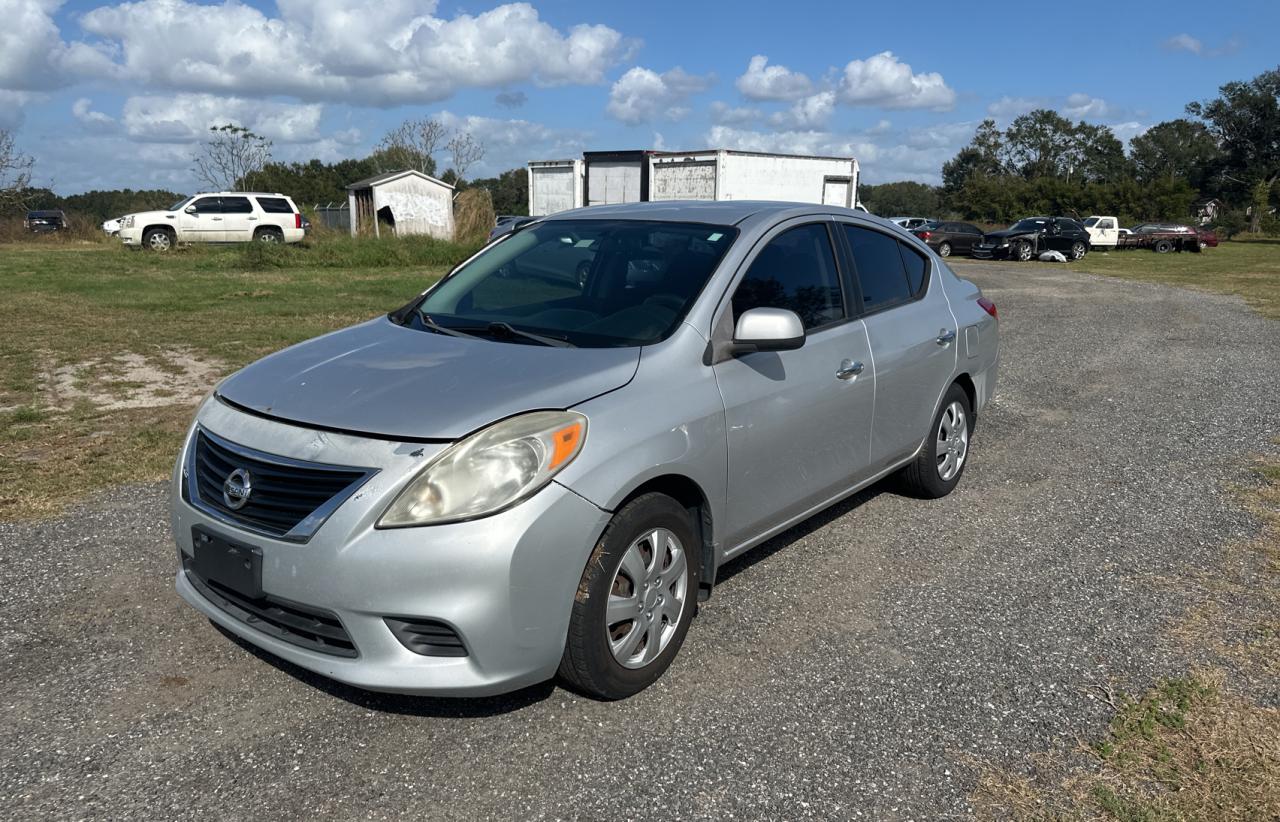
346,169 -> 456,240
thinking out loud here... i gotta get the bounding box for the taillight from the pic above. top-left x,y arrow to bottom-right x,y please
977,297 -> 998,320
295,213 -> 303,229
918,231 -> 932,240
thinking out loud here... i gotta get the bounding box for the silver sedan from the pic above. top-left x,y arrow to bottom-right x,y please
171,201 -> 999,699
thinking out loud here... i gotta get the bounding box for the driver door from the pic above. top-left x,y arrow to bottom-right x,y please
712,219 -> 876,551
179,196 -> 224,242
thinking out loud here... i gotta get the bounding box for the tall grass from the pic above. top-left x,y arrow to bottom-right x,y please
237,232 -> 485,270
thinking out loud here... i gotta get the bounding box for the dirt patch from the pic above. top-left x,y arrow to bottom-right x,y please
42,347 -> 226,412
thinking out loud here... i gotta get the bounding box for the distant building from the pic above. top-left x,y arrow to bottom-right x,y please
1192,197 -> 1224,225
346,169 -> 455,240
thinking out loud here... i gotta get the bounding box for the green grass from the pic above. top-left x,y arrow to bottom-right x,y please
956,238 -> 1280,320
0,235 -> 476,519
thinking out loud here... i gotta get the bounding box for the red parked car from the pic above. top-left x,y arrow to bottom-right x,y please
1195,227 -> 1218,249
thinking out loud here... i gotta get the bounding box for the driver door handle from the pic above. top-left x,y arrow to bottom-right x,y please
836,359 -> 864,380
936,329 -> 956,345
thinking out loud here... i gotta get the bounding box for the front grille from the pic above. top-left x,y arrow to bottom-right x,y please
385,617 -> 469,657
185,561 -> 357,657
187,427 -> 373,542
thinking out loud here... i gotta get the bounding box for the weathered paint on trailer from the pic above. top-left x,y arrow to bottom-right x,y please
649,150 -> 860,207
527,160 -> 584,217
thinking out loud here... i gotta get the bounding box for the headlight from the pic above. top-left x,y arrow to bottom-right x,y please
124,215 -> 134,228
377,410 -> 587,527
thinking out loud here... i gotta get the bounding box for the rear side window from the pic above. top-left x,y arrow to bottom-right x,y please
898,243 -> 928,296
256,197 -> 294,214
220,197 -> 253,214
843,225 -> 912,312
732,223 -> 844,330
960,223 -> 981,234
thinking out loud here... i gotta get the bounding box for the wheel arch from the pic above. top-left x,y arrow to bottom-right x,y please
143,223 -> 176,239
953,372 -> 978,432
613,473 -> 716,600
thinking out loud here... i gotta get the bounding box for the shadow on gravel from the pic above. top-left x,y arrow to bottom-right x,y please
715,479 -> 893,585
213,623 -> 557,717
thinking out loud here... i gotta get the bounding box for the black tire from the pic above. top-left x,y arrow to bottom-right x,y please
898,383 -> 973,499
1014,241 -> 1033,262
142,227 -> 173,252
938,241 -> 952,258
1069,241 -> 1087,260
255,227 -> 284,243
1154,239 -> 1173,254
559,493 -> 700,700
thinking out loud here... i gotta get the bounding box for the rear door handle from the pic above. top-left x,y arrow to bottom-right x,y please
936,329 -> 956,345
836,359 -> 864,380
248,216 -> 258,221
211,217 -> 223,221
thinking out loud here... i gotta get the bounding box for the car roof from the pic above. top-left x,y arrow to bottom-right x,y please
541,200 -> 865,226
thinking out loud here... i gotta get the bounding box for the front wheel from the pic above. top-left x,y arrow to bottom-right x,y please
938,241 -> 952,258
1069,241 -> 1087,260
1014,241 -> 1033,262
143,227 -> 173,252
898,383 -> 973,499
1154,239 -> 1173,254
559,493 -> 699,700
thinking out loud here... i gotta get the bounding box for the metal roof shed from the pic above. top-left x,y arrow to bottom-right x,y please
346,169 -> 456,240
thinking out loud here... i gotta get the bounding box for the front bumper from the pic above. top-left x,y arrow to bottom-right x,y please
119,226 -> 141,246
172,399 -> 612,696
970,244 -> 1008,260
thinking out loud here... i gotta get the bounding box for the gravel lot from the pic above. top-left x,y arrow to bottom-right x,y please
2,263 -> 1278,821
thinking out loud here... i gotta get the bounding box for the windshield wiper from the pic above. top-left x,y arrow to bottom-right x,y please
419,313 -> 483,340
482,321 -> 575,348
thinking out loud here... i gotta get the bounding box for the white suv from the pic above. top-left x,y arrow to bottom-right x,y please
119,192 -> 306,251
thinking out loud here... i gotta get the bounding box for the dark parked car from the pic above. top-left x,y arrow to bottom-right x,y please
912,221 -> 984,258
972,217 -> 1090,261
24,210 -> 67,233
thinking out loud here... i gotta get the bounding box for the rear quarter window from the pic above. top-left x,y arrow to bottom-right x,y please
255,197 -> 294,214
898,242 -> 928,296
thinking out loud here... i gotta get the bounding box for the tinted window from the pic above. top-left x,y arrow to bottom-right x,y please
732,223 -> 844,330
959,223 -> 981,234
189,197 -> 220,214
417,220 -> 737,348
843,224 -> 911,311
898,242 -> 927,296
255,197 -> 294,214
220,197 -> 253,214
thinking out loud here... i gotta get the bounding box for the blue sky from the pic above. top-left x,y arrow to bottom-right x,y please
2,0 -> 1276,194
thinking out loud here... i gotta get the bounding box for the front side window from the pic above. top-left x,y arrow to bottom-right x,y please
415,220 -> 737,348
189,197 -> 220,214
732,223 -> 844,330
843,224 -> 912,311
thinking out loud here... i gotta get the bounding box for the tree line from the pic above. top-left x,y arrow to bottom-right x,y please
865,66 -> 1279,234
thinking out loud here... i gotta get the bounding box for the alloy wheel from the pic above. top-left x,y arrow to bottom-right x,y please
936,401 -> 969,481
1070,241 -> 1086,260
606,527 -> 688,669
148,232 -> 171,251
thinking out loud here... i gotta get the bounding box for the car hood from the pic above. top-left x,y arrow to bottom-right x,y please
981,228 -> 1031,240
216,317 -> 641,440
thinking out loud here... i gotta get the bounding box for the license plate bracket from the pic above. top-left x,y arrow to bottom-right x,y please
192,526 -> 263,599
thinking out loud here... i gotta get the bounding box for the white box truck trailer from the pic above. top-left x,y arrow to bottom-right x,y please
527,149 -> 863,215
526,159 -> 584,217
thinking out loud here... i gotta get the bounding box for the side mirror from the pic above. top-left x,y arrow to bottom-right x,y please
184,205 -> 197,214
731,307 -> 805,355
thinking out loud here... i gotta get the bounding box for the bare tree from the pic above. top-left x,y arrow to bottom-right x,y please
447,130 -> 486,184
0,128 -> 34,211
375,117 -> 448,176
193,124 -> 273,191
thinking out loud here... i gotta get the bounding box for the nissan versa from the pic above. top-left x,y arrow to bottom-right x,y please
172,201 -> 999,700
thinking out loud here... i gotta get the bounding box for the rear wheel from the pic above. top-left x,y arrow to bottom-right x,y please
255,227 -> 284,243
143,227 -> 173,252
898,383 -> 973,499
559,493 -> 699,700
938,241 -> 952,258
1154,239 -> 1173,254
1069,241 -> 1087,260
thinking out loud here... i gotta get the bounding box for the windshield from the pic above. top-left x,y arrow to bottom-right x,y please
1009,219 -> 1049,232
412,220 -> 737,349
168,196 -> 193,211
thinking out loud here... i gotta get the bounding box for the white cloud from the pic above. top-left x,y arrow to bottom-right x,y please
121,94 -> 324,143
72,98 -> 116,130
769,91 -> 836,129
1110,121 -> 1149,143
0,90 -> 37,128
1163,33 -> 1202,54
433,111 -> 589,176
735,55 -> 813,101
836,51 -> 955,110
606,66 -> 714,125
987,95 -> 1046,118
709,101 -> 762,126
59,1 -> 629,106
1062,92 -> 1112,119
